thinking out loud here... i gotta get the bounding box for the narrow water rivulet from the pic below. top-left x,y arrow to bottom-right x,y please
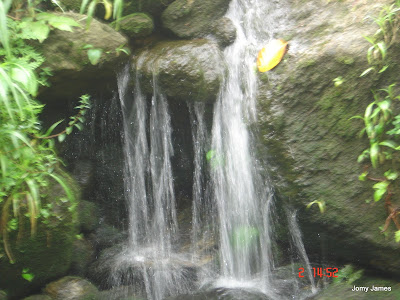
113,0 -> 316,299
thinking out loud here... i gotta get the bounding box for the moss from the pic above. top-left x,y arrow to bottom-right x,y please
336,55 -> 355,65
117,13 -> 154,38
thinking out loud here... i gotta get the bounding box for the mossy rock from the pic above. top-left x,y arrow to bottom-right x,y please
118,13 -> 154,39
0,170 -> 79,298
161,0 -> 231,38
44,276 -> 99,300
37,12 -> 129,102
135,39 -> 226,102
256,0 -> 400,275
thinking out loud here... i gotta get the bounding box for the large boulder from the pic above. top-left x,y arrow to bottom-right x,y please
257,0 -> 400,275
37,12 -> 129,103
161,0 -> 231,38
135,39 -> 226,102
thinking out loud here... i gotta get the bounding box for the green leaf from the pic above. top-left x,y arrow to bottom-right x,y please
66,126 -> 73,135
58,134 -> 66,142
384,170 -> 398,180
395,230 -> 400,243
370,142 -> 379,168
49,173 -> 75,202
87,48 -> 102,65
19,20 -> 50,43
80,0 -> 91,14
358,172 -> 368,181
74,123 -> 83,131
373,189 -> 384,202
22,273 -> 34,282
43,119 -> 64,137
379,140 -> 398,149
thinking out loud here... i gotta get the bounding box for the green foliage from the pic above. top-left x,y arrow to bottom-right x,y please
0,0 -> 88,263
395,230 -> 400,242
361,1 -> 400,77
353,1 -> 400,240
80,0 -> 124,29
21,268 -> 35,282
333,264 -> 364,285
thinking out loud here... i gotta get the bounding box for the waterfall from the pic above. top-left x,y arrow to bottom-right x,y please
111,0 -> 317,298
114,61 -> 192,300
209,0 -> 282,290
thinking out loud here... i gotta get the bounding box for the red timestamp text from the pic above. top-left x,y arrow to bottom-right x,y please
298,267 -> 339,278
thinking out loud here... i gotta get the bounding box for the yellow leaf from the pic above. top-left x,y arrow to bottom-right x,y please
257,39 -> 288,72
103,0 -> 113,20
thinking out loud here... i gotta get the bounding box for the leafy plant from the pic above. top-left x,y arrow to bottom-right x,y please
0,0 -> 89,262
333,264 -> 364,284
80,0 -> 124,29
353,1 -> 400,241
361,1 -> 400,77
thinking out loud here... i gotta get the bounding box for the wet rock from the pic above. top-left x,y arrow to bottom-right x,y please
70,238 -> 95,276
77,200 -> 100,233
119,13 -> 154,39
211,17 -> 237,48
136,39 -> 226,102
37,12 -> 129,102
44,276 -> 99,300
256,0 -> 400,275
161,0 -> 231,38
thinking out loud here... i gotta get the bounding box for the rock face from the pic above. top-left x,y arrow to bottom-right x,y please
256,0 -> 400,275
162,0 -> 231,38
136,39 -> 226,102
37,12 -> 129,102
119,13 -> 154,39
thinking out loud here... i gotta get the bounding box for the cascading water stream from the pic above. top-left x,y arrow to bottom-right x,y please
111,0 -> 317,298
114,62 -> 192,300
209,0 -> 283,290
